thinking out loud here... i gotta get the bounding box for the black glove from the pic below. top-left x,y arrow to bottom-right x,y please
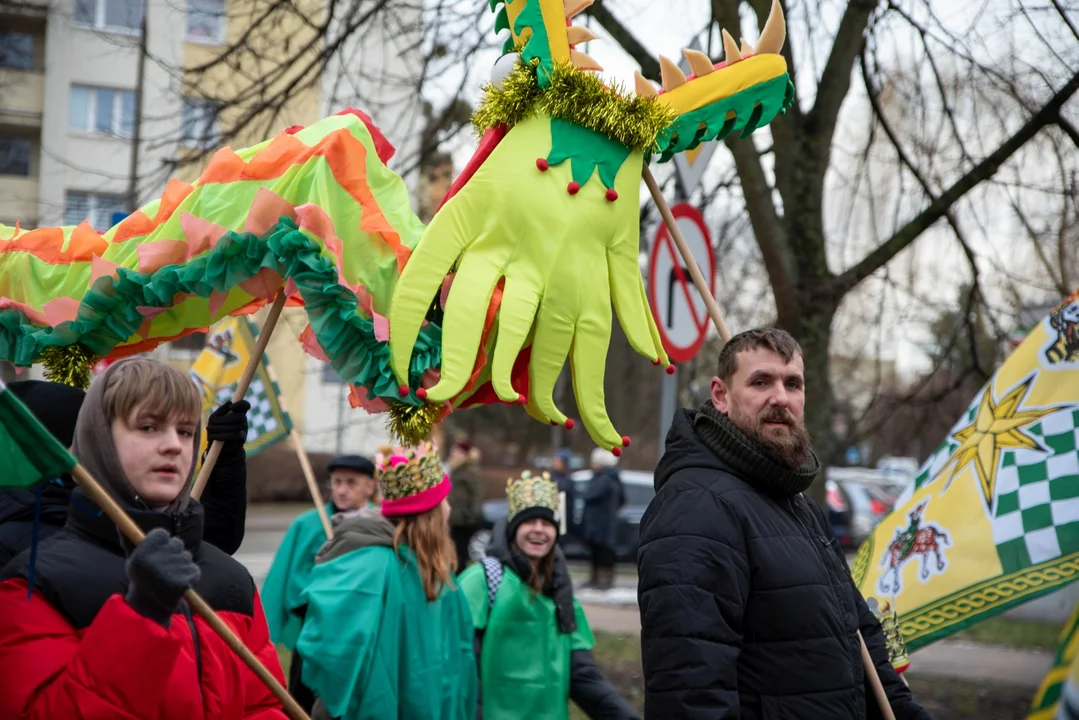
124,527 -> 201,627
206,400 -> 251,447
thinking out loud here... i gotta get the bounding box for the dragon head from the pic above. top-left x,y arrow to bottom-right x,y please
484,0 -> 794,160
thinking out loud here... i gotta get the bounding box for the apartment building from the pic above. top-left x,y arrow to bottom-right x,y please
1,0 -> 423,453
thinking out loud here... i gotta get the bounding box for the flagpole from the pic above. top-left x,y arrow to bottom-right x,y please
68,464 -> 311,720
261,354 -> 334,539
191,291 -> 288,500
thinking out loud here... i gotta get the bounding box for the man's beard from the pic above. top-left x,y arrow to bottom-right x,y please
729,400 -> 813,469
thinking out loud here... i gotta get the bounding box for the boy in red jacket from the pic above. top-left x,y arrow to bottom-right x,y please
0,357 -> 287,719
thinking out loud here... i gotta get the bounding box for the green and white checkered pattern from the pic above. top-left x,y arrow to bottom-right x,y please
212,366 -> 292,457
993,408 -> 1079,574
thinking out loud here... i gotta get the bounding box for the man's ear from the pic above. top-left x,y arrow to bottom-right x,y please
710,376 -> 730,414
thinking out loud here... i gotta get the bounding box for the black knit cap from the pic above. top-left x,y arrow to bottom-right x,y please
507,505 -> 557,541
327,454 -> 375,476
8,380 -> 86,447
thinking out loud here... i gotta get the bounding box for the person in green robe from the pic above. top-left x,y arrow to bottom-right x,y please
459,470 -> 638,720
260,454 -> 378,707
292,443 -> 478,720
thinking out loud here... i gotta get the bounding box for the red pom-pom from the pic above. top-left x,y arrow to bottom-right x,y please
605,188 -> 618,202
284,125 -> 304,135
612,446 -> 623,457
416,387 -> 427,400
516,393 -> 526,405
621,435 -> 631,447
536,158 -> 549,171
651,358 -> 661,365
567,181 -> 580,195
665,365 -> 676,374
398,385 -> 410,397
565,418 -> 576,430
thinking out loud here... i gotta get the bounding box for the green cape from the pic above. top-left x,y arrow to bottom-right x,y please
261,504 -> 333,650
459,562 -> 594,720
296,543 -> 478,720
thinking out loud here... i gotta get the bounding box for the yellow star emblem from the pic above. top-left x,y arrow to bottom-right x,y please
945,377 -> 1056,509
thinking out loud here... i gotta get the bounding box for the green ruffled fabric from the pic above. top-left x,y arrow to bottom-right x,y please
0,217 -> 441,405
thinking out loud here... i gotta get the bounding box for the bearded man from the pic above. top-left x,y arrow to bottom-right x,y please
637,328 -> 931,720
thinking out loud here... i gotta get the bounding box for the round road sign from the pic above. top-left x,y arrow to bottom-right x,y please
646,203 -> 715,364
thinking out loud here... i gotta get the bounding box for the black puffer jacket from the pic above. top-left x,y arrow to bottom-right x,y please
637,409 -> 930,720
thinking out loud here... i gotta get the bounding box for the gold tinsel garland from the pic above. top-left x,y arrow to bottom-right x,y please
40,344 -> 98,389
472,60 -> 677,153
387,400 -> 449,446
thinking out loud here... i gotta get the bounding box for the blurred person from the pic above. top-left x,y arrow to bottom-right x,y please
291,444 -> 477,720
581,448 -> 624,591
637,329 -> 930,719
459,470 -> 638,720
0,358 -> 286,719
550,448 -> 577,545
0,380 -> 251,564
447,439 -> 485,568
262,453 -> 376,703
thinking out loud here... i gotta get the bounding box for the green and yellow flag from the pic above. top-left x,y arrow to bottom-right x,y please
853,290 -> 1079,652
188,316 -> 293,459
1028,601 -> 1079,719
0,376 -> 77,490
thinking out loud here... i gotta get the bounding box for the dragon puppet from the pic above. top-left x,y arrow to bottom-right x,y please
0,0 -> 792,450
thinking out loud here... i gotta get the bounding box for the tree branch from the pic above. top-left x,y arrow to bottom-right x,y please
1059,117 -> 1079,148
807,0 -> 876,158
582,1 -> 660,81
833,70 -> 1079,295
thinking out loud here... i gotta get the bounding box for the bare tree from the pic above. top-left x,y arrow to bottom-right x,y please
583,0 -> 1079,501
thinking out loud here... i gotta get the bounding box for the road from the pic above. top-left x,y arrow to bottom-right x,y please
238,505 -> 1054,689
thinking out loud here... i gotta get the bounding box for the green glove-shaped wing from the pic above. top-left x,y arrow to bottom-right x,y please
389,113 -> 668,450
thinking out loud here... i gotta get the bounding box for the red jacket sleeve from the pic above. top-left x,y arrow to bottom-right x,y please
0,579 -> 182,719
235,588 -> 290,719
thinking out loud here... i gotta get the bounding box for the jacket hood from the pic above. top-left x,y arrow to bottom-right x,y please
315,508 -> 395,565
654,408 -> 731,493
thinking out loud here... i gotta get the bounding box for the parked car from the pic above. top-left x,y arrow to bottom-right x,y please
468,469 -> 656,562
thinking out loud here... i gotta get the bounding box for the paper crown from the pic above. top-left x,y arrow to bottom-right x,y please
375,443 -> 450,516
507,470 -> 560,524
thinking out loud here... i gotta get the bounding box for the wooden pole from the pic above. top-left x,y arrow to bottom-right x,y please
645,162 -> 896,718
69,464 -> 311,720
258,347 -> 334,539
290,427 -> 333,538
642,165 -> 732,343
191,291 -> 288,500
859,630 -> 897,720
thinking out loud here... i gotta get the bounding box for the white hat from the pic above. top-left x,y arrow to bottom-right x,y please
590,447 -> 619,468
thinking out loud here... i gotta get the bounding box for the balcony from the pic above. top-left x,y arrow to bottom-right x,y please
0,176 -> 41,227
0,69 -> 44,127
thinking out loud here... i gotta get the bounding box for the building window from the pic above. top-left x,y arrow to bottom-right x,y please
0,137 -> 31,177
186,0 -> 225,42
181,98 -> 220,148
75,0 -> 143,32
69,86 -> 136,137
0,33 -> 34,70
64,191 -> 126,230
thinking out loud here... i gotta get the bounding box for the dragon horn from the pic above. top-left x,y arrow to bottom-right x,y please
721,29 -> 742,64
566,25 -> 598,45
682,48 -> 714,77
658,55 -> 687,90
570,48 -> 603,71
755,0 -> 786,55
634,70 -> 658,98
740,37 -> 753,56
563,0 -> 594,20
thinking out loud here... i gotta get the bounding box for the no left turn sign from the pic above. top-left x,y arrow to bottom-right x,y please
646,203 -> 715,364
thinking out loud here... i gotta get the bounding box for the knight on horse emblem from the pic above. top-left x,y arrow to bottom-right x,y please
878,501 -> 950,595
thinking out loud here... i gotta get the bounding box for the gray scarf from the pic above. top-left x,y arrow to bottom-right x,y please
694,402 -> 821,497
71,358 -> 200,514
